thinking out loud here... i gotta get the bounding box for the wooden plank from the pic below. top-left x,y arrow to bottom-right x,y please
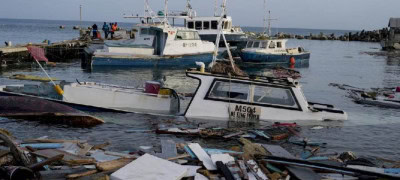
32,149 -> 95,165
67,170 -> 98,179
96,158 -> 134,171
78,143 -> 93,156
261,144 -> 321,180
188,143 -> 217,170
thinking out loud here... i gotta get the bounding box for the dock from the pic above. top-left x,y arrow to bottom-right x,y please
0,39 -> 89,68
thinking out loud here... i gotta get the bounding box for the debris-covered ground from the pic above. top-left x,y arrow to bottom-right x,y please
2,122 -> 400,180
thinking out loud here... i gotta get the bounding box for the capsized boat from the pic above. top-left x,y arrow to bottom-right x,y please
239,39 -> 310,66
90,24 -> 215,68
184,68 -> 347,121
0,96 -> 104,127
347,88 -> 400,109
0,81 -> 180,115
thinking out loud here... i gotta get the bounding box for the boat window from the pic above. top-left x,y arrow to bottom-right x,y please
224,21 -> 229,29
175,31 -> 201,40
260,41 -> 267,48
195,21 -> 202,30
208,81 -> 249,101
246,41 -> 253,48
188,21 -> 194,29
253,42 -> 260,48
253,86 -> 297,108
211,21 -> 218,29
269,41 -> 276,49
203,21 -> 210,30
277,42 -> 282,48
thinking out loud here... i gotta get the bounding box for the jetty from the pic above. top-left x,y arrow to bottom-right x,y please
0,39 -> 88,68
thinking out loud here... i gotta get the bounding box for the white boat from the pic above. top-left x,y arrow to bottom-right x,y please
0,81 -> 180,115
239,39 -> 310,66
184,68 -> 347,121
90,23 -> 215,68
381,17 -> 400,50
124,0 -> 248,48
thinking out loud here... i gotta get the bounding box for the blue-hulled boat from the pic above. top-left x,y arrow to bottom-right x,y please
239,39 -> 310,66
91,24 -> 215,68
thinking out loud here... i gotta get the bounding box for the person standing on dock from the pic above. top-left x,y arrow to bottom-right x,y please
110,23 -> 114,39
102,22 -> 110,39
92,24 -> 98,39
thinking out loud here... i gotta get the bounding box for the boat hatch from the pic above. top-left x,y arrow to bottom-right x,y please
205,79 -> 301,111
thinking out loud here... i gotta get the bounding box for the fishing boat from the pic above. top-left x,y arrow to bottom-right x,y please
239,39 -> 310,66
124,0 -> 248,49
184,68 -> 347,121
90,23 -> 214,68
381,17 -> 400,50
0,81 -> 181,115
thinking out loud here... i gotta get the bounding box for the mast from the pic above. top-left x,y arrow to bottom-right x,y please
214,0 -> 218,17
212,0 -> 235,72
79,5 -> 82,28
263,0 -> 267,35
267,11 -> 277,37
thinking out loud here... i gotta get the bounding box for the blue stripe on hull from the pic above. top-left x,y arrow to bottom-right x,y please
92,53 -> 213,67
239,52 -> 310,64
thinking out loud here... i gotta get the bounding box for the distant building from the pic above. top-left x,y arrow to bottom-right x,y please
381,17 -> 400,50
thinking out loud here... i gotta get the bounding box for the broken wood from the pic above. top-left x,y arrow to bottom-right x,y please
28,154 -> 64,171
67,170 -> 98,179
32,149 -> 95,165
167,154 -> 191,161
96,158 -> 134,171
78,143 -> 93,156
92,142 -> 111,150
261,144 -> 321,180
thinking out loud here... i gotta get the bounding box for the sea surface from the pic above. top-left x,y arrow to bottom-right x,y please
0,18 -> 399,160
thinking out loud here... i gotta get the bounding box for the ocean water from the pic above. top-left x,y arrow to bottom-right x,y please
0,18 -> 400,160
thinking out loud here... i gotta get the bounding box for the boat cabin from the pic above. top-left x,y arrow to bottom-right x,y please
244,39 -> 306,55
99,24 -> 213,57
184,16 -> 242,33
184,69 -> 347,122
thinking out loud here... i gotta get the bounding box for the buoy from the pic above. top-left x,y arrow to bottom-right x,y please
290,57 -> 296,65
54,85 -> 64,95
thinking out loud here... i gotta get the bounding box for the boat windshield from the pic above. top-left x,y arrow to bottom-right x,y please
206,80 -> 299,109
252,86 -> 298,108
208,81 -> 249,101
175,31 -> 201,40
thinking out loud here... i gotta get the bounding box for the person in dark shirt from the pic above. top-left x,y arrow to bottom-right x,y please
92,24 -> 98,38
102,22 -> 109,39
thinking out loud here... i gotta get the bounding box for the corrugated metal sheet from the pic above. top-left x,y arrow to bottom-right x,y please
389,18 -> 400,28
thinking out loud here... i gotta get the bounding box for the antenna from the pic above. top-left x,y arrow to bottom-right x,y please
267,11 -> 277,37
214,0 -> 218,17
79,5 -> 82,28
263,0 -> 267,35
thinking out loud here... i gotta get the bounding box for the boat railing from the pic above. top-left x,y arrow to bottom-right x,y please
186,68 -> 297,87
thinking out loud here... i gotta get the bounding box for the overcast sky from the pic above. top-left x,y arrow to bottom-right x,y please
1,0 -> 399,30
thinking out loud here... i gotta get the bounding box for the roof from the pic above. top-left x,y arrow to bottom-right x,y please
389,18 -> 400,28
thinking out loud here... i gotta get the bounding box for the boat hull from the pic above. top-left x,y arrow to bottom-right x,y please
91,53 -> 213,67
239,51 -> 310,65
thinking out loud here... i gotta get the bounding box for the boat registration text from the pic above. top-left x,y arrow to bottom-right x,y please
229,104 -> 261,121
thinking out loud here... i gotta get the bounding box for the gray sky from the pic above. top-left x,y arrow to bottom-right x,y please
1,0 -> 399,30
